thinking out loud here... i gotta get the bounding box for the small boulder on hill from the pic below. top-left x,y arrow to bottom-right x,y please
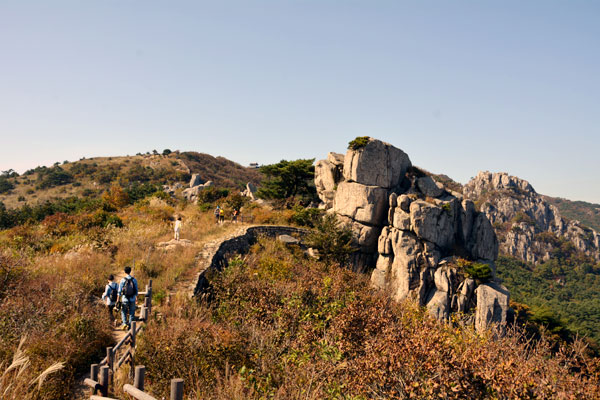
157,238 -> 194,250
182,180 -> 213,203
315,137 -> 505,333
241,182 -> 257,200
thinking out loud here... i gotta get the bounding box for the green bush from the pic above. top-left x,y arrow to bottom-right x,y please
306,214 -> 356,266
348,136 -> 370,150
288,205 -> 322,227
36,167 -> 74,189
457,259 -> 492,282
0,177 -> 14,194
256,159 -> 316,200
197,187 -> 230,204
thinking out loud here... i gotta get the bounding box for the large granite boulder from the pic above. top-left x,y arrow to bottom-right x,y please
241,182 -> 257,200
315,153 -> 344,209
468,213 -> 499,261
409,200 -> 455,249
334,182 -> 388,225
189,174 -> 203,188
475,282 -> 510,334
417,176 -> 444,198
343,138 -> 411,188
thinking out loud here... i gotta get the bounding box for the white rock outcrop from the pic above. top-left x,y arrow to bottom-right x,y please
315,137 -> 506,333
182,180 -> 214,203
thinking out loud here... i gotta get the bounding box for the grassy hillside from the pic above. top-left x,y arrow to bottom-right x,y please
0,151 -> 262,210
0,191 -> 254,399
543,196 -> 600,232
131,239 -> 600,399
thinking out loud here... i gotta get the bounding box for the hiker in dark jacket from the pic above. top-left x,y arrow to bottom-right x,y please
101,274 -> 119,325
118,266 -> 138,330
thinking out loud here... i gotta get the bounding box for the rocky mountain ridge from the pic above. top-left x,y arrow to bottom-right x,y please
464,171 -> 600,264
315,138 -> 508,332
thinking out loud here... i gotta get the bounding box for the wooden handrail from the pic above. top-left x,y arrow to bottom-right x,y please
87,279 -> 161,399
123,384 -> 158,400
112,331 -> 132,353
83,378 -> 102,392
116,349 -> 131,369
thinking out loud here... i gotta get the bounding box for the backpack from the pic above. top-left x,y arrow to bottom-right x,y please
109,283 -> 118,302
124,277 -> 136,298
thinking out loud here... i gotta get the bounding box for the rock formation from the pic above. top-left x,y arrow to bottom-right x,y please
181,176 -> 213,203
315,138 -> 508,332
241,182 -> 257,200
464,171 -> 600,264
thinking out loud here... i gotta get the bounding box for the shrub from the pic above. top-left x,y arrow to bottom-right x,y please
256,159 -> 316,200
457,259 -> 493,282
348,136 -> 370,150
288,205 -> 322,227
225,193 -> 248,212
79,210 -> 123,229
0,177 -> 14,194
512,212 -> 536,227
36,167 -> 73,189
197,187 -> 230,204
101,185 -> 130,209
306,213 -> 356,266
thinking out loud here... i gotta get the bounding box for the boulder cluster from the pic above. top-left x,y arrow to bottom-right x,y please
464,171 -> 600,264
182,174 -> 213,203
315,138 -> 509,332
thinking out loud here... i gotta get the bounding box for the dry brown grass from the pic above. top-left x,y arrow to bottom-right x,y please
0,195 -> 250,399
134,239 -> 600,400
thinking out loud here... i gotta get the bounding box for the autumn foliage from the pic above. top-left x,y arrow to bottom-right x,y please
137,239 -> 600,399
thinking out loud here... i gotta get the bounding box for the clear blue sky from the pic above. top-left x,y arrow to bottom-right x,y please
1,1 -> 599,203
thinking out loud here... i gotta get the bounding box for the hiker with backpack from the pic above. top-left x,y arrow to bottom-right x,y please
101,274 -> 119,326
118,266 -> 138,330
214,205 -> 221,224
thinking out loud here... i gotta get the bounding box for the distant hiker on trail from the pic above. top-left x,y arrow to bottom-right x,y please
101,274 -> 118,326
232,209 -> 238,223
118,266 -> 138,330
214,205 -> 221,224
219,207 -> 225,223
174,216 -> 182,240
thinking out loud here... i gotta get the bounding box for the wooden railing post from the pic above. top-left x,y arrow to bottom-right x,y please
145,296 -> 152,317
90,363 -> 99,381
99,365 -> 109,396
106,347 -> 114,374
131,321 -> 137,348
140,305 -> 147,321
134,365 -> 145,390
170,378 -> 183,400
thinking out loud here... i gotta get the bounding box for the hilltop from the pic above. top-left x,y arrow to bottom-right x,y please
543,196 -> 600,232
0,151 -> 262,210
